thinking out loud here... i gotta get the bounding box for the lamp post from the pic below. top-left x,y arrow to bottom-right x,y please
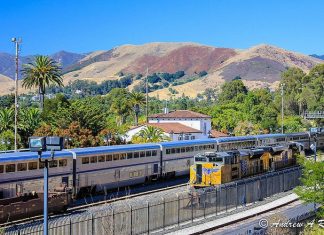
310,133 -> 318,212
280,83 -> 285,134
29,136 -> 63,235
11,37 -> 22,151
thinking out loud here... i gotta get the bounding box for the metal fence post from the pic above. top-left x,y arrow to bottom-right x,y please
203,191 -> 206,218
92,213 -> 94,235
69,218 -> 72,235
191,192 -> 194,223
225,186 -> 228,212
112,208 -> 115,235
177,194 -> 180,226
215,188 -> 217,215
130,205 -> 132,235
147,202 -> 150,233
163,197 -> 166,229
236,183 -> 238,209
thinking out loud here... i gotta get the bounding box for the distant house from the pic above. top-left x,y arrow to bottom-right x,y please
125,109 -> 227,142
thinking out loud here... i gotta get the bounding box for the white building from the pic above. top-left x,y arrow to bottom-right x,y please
125,110 -> 216,142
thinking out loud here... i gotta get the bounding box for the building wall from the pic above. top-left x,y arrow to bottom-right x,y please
148,118 -> 212,137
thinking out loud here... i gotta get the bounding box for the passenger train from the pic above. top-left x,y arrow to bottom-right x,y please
0,129 -> 323,200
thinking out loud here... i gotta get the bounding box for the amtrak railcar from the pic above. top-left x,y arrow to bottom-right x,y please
0,130 -> 323,199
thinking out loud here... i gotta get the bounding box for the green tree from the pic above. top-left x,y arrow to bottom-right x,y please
218,79 -> 248,103
129,92 -> 146,126
0,130 -> 16,151
18,108 -> 41,146
21,55 -> 63,111
132,126 -> 170,143
295,156 -> 324,217
0,108 -> 14,132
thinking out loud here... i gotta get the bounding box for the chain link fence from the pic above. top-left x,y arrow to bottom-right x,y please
5,167 -> 301,235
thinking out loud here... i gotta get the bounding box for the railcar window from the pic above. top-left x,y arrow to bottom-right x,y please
49,160 -> 58,168
199,146 -> 203,150
6,164 -> 15,173
195,146 -> 199,151
191,136 -> 195,140
166,149 -> 170,154
98,156 -> 105,162
146,151 -> 152,157
152,150 -> 157,156
209,157 -> 223,163
0,165 -> 3,173
140,151 -> 145,158
186,147 -> 190,152
120,153 -> 126,160
176,148 -> 180,153
127,152 -> 133,159
59,159 -> 68,167
113,154 -> 119,161
195,157 -> 206,162
28,162 -> 38,170
171,148 -> 176,154
190,146 -> 194,152
39,162 -> 45,169
185,136 -> 189,140
17,163 -> 27,171
106,155 -> 112,161
90,156 -> 97,163
82,157 -> 90,164
181,147 -> 185,153
134,152 -> 139,158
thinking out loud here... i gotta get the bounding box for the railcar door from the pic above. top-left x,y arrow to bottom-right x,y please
153,164 -> 159,174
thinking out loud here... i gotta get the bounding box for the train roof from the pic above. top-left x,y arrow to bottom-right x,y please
216,136 -> 256,143
0,143 -> 160,163
159,139 -> 216,147
70,143 -> 159,155
253,133 -> 286,139
0,150 -> 73,163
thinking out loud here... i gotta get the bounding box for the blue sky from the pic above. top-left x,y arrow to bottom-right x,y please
1,0 -> 323,55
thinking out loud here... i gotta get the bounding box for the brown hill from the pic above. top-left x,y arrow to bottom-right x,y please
0,43 -> 322,97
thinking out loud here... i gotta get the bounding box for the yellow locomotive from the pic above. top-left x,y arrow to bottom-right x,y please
190,146 -> 298,187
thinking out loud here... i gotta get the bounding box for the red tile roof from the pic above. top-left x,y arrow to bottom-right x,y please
148,123 -> 202,134
210,130 -> 229,138
148,110 -> 211,119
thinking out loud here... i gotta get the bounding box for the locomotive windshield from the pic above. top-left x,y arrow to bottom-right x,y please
208,157 -> 223,163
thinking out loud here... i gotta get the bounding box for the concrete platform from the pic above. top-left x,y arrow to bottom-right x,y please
166,193 -> 299,235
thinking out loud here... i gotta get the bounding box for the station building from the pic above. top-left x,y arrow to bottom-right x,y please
125,110 -> 228,142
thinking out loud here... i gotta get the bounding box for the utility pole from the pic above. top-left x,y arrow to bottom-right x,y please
11,38 -> 22,151
281,83 -> 284,134
145,67 -> 149,123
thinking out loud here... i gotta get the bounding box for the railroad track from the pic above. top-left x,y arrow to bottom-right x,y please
1,182 -> 189,228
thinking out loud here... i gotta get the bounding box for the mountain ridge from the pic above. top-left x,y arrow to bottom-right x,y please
0,42 -> 323,98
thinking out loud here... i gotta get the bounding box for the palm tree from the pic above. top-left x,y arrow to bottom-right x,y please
110,98 -> 131,126
129,92 -> 145,126
0,108 -> 14,132
133,126 -> 170,143
18,108 -> 41,145
21,55 -> 63,111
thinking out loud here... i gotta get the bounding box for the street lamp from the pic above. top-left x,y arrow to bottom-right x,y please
11,37 -> 22,151
29,136 -> 64,235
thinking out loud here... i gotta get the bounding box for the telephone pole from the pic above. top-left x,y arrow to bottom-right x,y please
12,37 -> 22,151
145,67 -> 149,123
281,83 -> 285,134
